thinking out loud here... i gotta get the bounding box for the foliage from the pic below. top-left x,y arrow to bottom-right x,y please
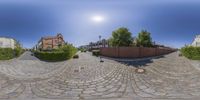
14,40 -> 24,57
0,48 -> 15,60
109,27 -> 133,47
0,41 -> 24,60
61,44 -> 77,59
34,44 -> 77,61
79,48 -> 87,52
92,50 -> 100,57
14,47 -> 24,57
34,51 -> 69,62
137,30 -> 153,47
180,46 -> 200,60
73,55 -> 79,59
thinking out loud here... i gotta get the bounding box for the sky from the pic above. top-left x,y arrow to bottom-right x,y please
0,0 -> 200,48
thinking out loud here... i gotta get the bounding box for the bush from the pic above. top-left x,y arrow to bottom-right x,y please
34,44 -> 77,62
34,51 -> 69,61
14,47 -> 24,57
181,46 -> 200,60
73,55 -> 79,59
81,49 -> 87,52
92,50 -> 100,57
0,48 -> 15,60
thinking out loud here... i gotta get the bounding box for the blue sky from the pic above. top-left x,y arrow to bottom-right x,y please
0,0 -> 200,48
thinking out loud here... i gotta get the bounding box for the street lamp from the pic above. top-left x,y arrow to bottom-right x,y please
99,35 -> 101,48
99,35 -> 104,63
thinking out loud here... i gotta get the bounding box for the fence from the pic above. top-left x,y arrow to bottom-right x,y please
100,47 -> 176,58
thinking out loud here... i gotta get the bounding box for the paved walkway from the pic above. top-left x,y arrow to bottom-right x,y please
18,51 -> 39,60
0,52 -> 200,100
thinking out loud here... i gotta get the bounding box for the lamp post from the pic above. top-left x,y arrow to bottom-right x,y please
99,35 -> 101,48
99,35 -> 104,63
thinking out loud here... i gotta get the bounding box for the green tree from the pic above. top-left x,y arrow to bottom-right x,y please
109,27 -> 133,47
137,30 -> 153,47
14,40 -> 24,57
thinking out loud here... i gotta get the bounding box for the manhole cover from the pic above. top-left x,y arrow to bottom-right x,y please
135,68 -> 145,74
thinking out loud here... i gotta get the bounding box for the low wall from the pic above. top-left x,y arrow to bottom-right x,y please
100,47 -> 176,58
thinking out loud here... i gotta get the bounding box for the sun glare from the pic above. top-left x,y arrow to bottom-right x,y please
92,15 -> 104,23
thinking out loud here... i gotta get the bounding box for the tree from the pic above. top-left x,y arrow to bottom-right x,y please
137,30 -> 153,47
14,40 -> 24,57
109,27 -> 133,47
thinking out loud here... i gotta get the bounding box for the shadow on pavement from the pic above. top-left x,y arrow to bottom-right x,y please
102,55 -> 165,68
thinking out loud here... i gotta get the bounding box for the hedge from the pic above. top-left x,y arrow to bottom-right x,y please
0,48 -> 24,60
34,44 -> 77,62
180,46 -> 200,60
92,50 -> 100,57
14,47 -> 25,57
34,51 -> 69,61
0,48 -> 15,60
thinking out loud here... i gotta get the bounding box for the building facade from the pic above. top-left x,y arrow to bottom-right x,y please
87,39 -> 109,50
36,33 -> 65,50
0,37 -> 16,49
192,35 -> 200,47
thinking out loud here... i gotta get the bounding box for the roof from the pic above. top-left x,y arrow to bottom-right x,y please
38,33 -> 65,44
42,36 -> 57,39
41,33 -> 63,40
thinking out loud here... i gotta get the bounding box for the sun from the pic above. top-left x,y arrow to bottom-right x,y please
91,15 -> 104,23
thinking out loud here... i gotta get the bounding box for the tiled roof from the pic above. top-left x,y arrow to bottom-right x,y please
42,36 -> 57,39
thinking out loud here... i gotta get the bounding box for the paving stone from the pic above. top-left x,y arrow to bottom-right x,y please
1,52 -> 200,100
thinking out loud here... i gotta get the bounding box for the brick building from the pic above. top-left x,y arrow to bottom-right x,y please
36,33 -> 65,50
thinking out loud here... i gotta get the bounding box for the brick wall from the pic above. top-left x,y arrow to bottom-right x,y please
100,47 -> 176,58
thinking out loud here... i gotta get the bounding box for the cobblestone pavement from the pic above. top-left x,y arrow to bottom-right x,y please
1,52 -> 200,100
18,51 -> 39,60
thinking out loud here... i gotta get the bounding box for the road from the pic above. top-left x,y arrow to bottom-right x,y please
18,51 -> 39,60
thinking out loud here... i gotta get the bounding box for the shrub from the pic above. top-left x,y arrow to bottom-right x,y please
92,50 -> 100,57
34,51 -> 69,61
181,46 -> 200,60
14,47 -> 24,57
0,48 -> 15,60
34,44 -> 77,61
80,48 -> 87,52
73,55 -> 79,59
